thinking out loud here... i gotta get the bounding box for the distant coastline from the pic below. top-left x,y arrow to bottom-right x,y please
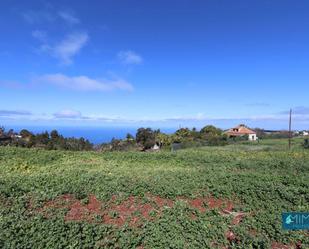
3,126 -> 176,144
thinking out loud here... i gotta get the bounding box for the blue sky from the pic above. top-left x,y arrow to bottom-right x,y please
1,0 -> 309,130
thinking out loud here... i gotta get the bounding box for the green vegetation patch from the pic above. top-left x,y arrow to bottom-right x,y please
0,141 -> 308,248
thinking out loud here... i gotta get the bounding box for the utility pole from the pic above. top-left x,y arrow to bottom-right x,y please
288,108 -> 292,150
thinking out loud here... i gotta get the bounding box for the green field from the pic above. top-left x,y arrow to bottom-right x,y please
0,139 -> 308,248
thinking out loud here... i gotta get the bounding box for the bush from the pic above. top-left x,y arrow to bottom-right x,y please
303,139 -> 309,149
136,128 -> 156,150
229,134 -> 249,142
206,135 -> 228,146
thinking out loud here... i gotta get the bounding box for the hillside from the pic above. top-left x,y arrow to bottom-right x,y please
0,140 -> 308,248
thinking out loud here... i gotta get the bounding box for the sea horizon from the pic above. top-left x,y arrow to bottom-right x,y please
3,125 -> 178,144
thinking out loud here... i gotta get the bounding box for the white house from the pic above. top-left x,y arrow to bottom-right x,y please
225,124 -> 258,141
302,131 -> 309,136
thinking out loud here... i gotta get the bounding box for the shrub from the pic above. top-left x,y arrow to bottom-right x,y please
303,139 -> 309,149
136,128 -> 156,150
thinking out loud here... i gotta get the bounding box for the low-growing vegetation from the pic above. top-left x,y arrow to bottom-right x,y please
0,139 -> 308,248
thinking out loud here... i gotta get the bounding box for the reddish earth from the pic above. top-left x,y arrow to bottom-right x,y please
225,230 -> 236,242
65,195 -> 102,222
38,194 -> 170,227
177,196 -> 235,214
271,241 -> 303,249
103,195 -> 155,227
36,193 -> 242,228
35,195 -> 306,249
38,194 -> 77,218
225,230 -> 241,245
148,194 -> 174,209
41,194 -> 76,209
271,242 -> 295,249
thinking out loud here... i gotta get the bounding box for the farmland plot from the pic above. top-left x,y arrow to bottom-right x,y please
0,144 -> 308,248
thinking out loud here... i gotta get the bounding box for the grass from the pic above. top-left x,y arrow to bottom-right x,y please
0,138 -> 308,248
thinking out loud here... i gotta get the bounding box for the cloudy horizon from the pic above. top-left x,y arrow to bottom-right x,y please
1,1 -> 309,130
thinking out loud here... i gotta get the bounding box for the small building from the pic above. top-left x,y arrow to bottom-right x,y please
225,124 -> 258,141
152,143 -> 160,150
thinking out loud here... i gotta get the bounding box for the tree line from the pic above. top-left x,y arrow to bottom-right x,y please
0,128 -> 92,151
1,125 -> 306,152
103,125 -> 231,151
0,125 -> 229,151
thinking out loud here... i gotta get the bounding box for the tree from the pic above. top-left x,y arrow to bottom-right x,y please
191,127 -> 200,139
199,125 -> 228,146
50,130 -> 60,140
1,128 -> 93,151
7,129 -> 15,137
156,132 -> 172,146
20,129 -> 33,138
200,125 -> 222,136
175,128 -> 191,138
126,133 -> 134,141
0,127 -> 5,136
35,131 -> 50,147
136,128 -> 155,150
110,138 -> 124,151
174,128 -> 194,142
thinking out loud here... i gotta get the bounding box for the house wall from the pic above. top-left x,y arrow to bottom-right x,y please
248,134 -> 257,141
152,144 -> 160,150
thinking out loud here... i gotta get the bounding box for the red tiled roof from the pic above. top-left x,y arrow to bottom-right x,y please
225,125 -> 256,136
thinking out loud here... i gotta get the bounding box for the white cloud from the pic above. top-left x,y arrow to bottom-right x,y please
46,113 -> 309,125
53,109 -> 82,119
32,30 -> 88,65
25,8 -> 85,65
2,109 -> 309,130
44,32 -> 88,65
118,50 -> 143,65
33,73 -> 133,92
58,11 -> 80,25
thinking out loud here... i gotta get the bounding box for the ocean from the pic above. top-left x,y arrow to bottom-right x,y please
6,126 -> 176,144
